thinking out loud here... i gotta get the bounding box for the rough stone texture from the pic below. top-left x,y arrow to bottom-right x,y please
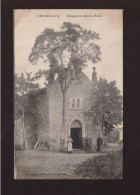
15,88 -> 50,150
24,112 -> 38,149
14,118 -> 24,150
34,89 -> 50,148
15,72 -> 103,151
47,72 -> 102,150
48,82 -> 63,150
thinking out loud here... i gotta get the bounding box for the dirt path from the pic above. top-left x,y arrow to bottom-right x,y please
15,150 -> 103,179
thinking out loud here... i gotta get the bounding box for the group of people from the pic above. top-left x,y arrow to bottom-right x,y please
67,135 -> 103,153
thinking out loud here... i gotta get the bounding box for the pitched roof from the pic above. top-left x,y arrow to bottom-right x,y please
79,71 -> 92,82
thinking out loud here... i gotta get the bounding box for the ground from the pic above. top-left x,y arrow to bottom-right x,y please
15,151 -> 104,179
15,143 -> 121,179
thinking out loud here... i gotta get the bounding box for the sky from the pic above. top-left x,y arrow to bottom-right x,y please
14,9 -> 123,94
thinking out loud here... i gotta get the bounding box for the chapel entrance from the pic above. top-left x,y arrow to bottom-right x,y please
70,120 -> 82,149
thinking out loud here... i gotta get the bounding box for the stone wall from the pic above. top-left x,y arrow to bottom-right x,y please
14,118 -> 24,150
65,73 -> 102,150
14,88 -> 50,150
26,88 -> 50,150
48,72 -> 102,150
48,82 -> 63,150
24,112 -> 38,149
34,88 -> 50,149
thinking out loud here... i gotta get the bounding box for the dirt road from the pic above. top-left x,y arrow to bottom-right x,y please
15,150 -> 103,179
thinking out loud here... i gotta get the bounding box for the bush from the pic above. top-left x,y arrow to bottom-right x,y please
74,149 -> 123,179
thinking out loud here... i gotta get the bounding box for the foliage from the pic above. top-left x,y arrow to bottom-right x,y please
14,73 -> 40,120
28,22 -> 101,90
15,72 -> 40,95
74,148 -> 123,179
14,94 -> 24,120
92,78 -> 123,135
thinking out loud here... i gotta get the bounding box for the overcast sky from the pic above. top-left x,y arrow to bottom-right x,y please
14,9 -> 123,93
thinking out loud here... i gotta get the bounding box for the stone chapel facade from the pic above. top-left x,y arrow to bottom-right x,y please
15,69 -> 103,151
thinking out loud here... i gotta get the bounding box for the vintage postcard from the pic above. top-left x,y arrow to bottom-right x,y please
14,9 -> 123,179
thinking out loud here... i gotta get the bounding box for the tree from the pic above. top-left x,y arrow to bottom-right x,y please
15,72 -> 40,149
28,22 -> 101,150
15,72 -> 40,118
92,78 -> 123,140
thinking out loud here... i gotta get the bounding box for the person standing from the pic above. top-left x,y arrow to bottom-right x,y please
67,136 -> 73,153
85,138 -> 88,152
97,135 -> 103,152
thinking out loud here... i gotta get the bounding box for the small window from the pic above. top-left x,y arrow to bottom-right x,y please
77,98 -> 80,108
72,98 -> 75,108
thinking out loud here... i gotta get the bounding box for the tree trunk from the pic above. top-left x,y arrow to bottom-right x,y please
62,91 -> 66,128
60,78 -> 72,152
101,124 -> 104,137
22,108 -> 29,150
60,90 -> 67,152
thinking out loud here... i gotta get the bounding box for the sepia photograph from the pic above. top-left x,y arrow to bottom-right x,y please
14,9 -> 123,179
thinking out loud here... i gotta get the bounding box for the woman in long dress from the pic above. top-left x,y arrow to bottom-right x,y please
67,136 -> 73,153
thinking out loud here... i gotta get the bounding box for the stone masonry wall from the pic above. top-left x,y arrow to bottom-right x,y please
14,118 -> 24,150
65,73 -> 102,150
15,88 -> 50,150
48,82 -> 63,150
48,72 -> 102,151
34,88 -> 50,149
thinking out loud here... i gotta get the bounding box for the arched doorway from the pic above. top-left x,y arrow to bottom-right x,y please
70,120 -> 82,149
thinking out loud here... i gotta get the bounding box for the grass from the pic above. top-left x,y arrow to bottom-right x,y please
74,148 -> 123,179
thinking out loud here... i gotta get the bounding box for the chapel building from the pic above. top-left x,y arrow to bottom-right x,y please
15,68 -> 103,151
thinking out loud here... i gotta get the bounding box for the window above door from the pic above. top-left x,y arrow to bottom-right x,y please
70,97 -> 82,109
